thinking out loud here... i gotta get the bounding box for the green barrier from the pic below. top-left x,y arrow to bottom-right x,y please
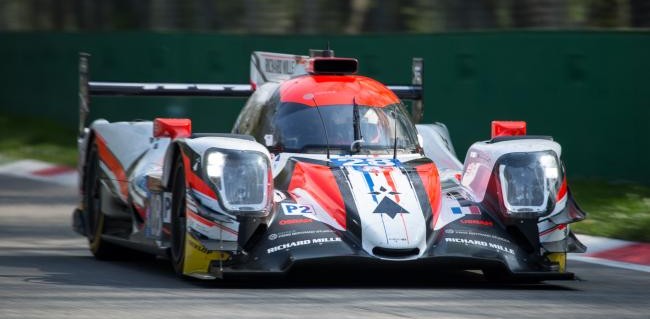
0,31 -> 648,183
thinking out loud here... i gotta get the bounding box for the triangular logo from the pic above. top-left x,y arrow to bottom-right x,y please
372,197 -> 409,219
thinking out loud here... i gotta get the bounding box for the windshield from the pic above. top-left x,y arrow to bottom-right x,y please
268,102 -> 420,155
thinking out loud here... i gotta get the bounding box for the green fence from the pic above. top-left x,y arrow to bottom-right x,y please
1,31 -> 648,183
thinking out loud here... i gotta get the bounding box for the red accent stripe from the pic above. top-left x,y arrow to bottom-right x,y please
539,223 -> 566,236
133,203 -> 147,220
415,163 -> 442,229
181,152 -> 218,200
32,166 -> 75,176
589,243 -> 650,266
288,162 -> 346,229
556,176 -> 567,201
187,210 -> 215,226
187,210 -> 238,235
382,169 -> 400,203
95,134 -> 129,200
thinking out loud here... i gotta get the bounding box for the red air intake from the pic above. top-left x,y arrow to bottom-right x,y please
491,121 -> 526,138
153,118 -> 192,139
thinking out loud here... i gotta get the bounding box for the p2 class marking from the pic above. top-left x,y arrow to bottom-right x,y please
281,203 -> 315,215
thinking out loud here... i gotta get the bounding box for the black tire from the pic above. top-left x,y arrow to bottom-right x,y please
84,142 -> 122,260
169,157 -> 187,275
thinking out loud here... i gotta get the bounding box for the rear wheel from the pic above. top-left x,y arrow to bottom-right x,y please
170,157 -> 187,275
85,142 -> 122,260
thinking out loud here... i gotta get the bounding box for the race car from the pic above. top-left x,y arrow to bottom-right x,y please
72,48 -> 586,281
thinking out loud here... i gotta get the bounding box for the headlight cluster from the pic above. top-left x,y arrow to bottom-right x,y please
497,151 -> 562,218
205,149 -> 272,215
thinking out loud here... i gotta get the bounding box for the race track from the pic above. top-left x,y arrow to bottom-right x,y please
1,174 -> 648,319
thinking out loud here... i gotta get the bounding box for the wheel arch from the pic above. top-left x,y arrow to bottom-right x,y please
161,140 -> 187,190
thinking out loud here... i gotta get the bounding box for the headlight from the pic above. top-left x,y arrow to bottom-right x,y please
205,149 -> 271,214
497,151 -> 561,218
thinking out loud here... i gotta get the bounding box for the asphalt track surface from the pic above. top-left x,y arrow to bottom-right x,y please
1,174 -> 649,319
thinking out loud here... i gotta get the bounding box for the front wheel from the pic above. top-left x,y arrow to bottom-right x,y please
170,157 -> 187,276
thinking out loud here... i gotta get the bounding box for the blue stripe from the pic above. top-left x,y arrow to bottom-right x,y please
362,170 -> 378,203
451,207 -> 462,215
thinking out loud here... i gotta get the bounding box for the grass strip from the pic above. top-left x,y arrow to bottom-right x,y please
0,113 -> 77,166
571,179 -> 650,242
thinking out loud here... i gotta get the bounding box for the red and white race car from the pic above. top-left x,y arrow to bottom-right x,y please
72,49 -> 586,281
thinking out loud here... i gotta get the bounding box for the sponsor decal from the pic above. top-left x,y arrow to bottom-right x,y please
162,192 -> 171,223
188,235 -> 212,254
443,229 -> 509,243
145,193 -> 163,238
460,219 -> 494,227
445,237 -> 515,255
445,190 -> 471,201
281,203 -> 314,215
264,57 -> 296,74
186,235 -> 230,260
268,229 -> 334,241
267,237 -> 342,254
279,218 -> 313,225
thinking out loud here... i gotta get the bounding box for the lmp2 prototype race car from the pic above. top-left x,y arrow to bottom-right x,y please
72,48 -> 586,281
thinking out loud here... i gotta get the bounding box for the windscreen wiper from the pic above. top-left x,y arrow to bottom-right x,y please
311,96 -> 331,159
351,97 -> 364,153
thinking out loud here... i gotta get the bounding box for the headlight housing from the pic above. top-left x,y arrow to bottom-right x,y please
497,151 -> 562,218
205,149 -> 272,215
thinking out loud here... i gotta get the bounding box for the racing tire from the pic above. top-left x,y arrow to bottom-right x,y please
169,156 -> 187,276
85,142 -> 123,260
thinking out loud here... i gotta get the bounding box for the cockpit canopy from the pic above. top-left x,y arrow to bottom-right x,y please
233,75 -> 421,155
272,102 -> 418,154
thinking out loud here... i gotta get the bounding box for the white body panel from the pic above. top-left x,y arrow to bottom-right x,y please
416,123 -> 463,172
461,139 -> 561,202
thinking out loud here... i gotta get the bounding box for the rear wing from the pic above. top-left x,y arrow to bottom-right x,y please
78,51 -> 423,135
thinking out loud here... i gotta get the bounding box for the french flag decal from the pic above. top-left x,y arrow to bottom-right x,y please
451,205 -> 481,215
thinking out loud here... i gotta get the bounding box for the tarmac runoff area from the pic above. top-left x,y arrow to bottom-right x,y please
1,160 -> 650,318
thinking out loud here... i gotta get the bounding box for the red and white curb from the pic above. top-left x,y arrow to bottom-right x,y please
571,234 -> 650,273
0,159 -> 77,187
1,158 -> 649,273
